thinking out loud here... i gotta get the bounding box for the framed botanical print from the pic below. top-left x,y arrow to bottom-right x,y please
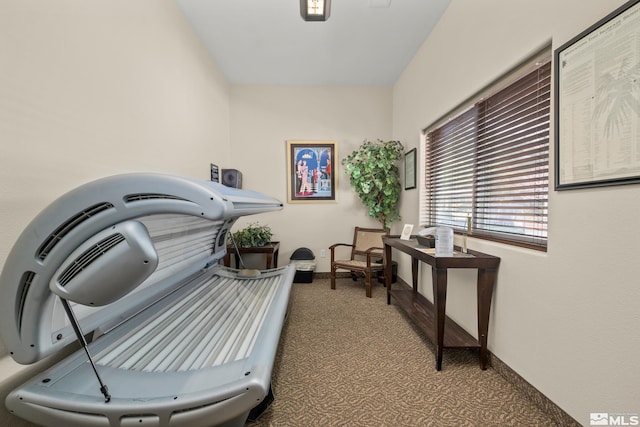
404,148 -> 416,190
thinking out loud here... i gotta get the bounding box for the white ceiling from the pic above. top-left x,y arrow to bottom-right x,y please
176,0 -> 451,86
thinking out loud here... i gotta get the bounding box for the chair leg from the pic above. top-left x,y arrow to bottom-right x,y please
330,266 -> 336,290
365,270 -> 372,298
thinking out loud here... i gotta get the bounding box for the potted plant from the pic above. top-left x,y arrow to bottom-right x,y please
232,222 -> 273,247
341,139 -> 404,228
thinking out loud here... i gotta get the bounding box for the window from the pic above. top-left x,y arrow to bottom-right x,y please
420,48 -> 551,250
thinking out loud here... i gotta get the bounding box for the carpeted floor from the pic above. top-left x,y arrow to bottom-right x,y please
246,277 -> 561,427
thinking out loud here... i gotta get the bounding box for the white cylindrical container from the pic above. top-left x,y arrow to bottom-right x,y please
435,227 -> 454,257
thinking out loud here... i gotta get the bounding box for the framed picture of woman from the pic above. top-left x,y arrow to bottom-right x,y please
286,140 -> 337,203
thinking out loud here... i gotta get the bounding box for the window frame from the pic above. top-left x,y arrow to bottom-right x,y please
420,46 -> 551,251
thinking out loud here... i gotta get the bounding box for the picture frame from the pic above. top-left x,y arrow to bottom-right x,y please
554,0 -> 640,190
210,163 -> 219,182
400,224 -> 413,240
404,148 -> 416,190
286,140 -> 337,203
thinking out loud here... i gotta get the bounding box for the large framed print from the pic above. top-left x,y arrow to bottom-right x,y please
554,0 -> 640,190
286,140 -> 337,203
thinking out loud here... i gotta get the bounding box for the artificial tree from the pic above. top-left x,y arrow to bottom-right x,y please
341,139 -> 404,228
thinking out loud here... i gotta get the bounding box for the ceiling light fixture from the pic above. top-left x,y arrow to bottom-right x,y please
300,0 -> 331,22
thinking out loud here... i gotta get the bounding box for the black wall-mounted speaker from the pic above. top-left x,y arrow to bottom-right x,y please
221,169 -> 243,189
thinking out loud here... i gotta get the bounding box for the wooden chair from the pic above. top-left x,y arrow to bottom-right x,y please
330,227 -> 390,298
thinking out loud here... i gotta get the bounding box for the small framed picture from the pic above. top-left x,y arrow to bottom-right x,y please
404,148 -> 416,190
210,163 -> 219,182
400,224 -> 413,240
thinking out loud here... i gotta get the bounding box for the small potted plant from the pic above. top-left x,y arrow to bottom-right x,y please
232,222 -> 273,247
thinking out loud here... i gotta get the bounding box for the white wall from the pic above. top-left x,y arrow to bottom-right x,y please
393,0 -> 640,425
229,85 -> 394,272
0,1 -> 230,425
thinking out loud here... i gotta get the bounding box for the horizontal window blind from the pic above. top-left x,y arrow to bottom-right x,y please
422,50 -> 550,250
425,107 -> 477,229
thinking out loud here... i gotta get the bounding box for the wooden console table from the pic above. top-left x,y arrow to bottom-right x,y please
383,237 -> 500,371
224,241 -> 280,270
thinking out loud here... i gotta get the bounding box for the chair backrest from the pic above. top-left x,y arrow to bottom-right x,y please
351,227 -> 390,260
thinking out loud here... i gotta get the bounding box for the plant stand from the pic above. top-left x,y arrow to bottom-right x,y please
224,242 -> 280,269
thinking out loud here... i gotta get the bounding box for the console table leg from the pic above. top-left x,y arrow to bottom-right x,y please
432,267 -> 448,371
477,268 -> 497,370
385,243 -> 393,305
412,258 -> 419,292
